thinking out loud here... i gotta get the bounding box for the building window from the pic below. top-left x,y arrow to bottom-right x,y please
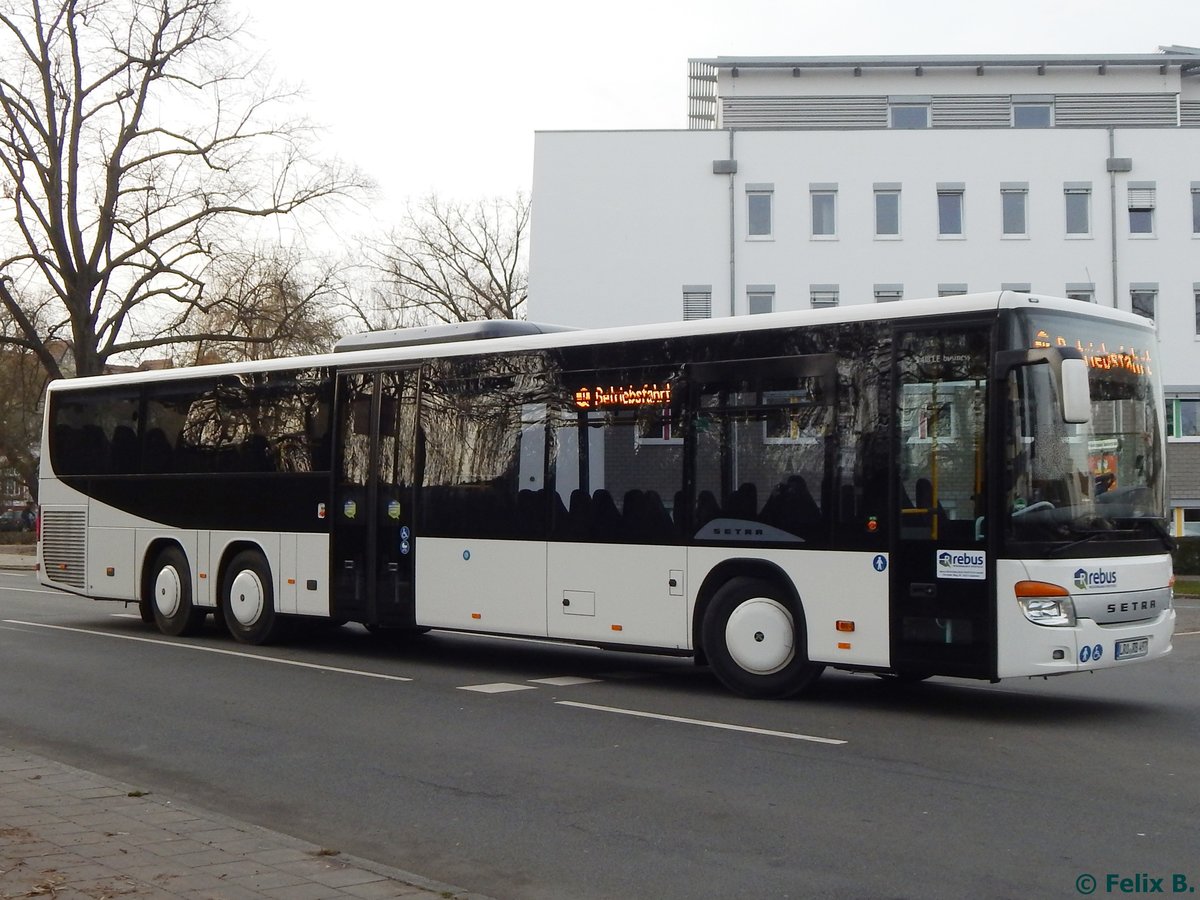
1183,402 -> 1200,439
746,185 -> 773,239
683,286 -> 712,321
1192,184 -> 1200,235
1128,184 -> 1156,236
1169,399 -> 1200,440
1130,285 -> 1157,323
1001,184 -> 1028,236
938,187 -> 964,236
1013,102 -> 1053,128
1066,283 -> 1095,303
874,285 -> 903,303
890,103 -> 929,129
938,284 -> 968,297
1065,184 -> 1092,236
747,285 -> 775,315
810,286 -> 839,309
810,185 -> 837,238
874,185 -> 901,237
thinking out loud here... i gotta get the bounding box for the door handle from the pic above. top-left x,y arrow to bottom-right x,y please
909,582 -> 937,599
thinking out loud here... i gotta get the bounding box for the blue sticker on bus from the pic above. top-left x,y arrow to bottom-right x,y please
1079,645 -> 1092,663
1091,643 -> 1103,661
872,555 -> 888,572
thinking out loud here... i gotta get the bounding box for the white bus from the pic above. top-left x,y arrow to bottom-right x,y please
38,292 -> 1176,697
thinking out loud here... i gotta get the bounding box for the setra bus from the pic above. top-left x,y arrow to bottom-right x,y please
38,291 -> 1175,697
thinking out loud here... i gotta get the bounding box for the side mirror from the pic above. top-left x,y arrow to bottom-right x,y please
997,346 -> 1091,426
1060,357 -> 1091,424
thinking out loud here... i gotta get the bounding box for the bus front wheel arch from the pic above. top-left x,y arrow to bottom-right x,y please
701,576 -> 824,699
221,550 -> 284,645
146,544 -> 206,637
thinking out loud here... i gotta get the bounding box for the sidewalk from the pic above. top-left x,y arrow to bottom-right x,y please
0,544 -> 34,572
0,746 -> 485,900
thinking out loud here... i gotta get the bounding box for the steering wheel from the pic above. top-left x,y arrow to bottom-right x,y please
1012,500 -> 1054,517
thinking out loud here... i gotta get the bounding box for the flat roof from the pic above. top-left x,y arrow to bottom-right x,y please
690,47 -> 1200,75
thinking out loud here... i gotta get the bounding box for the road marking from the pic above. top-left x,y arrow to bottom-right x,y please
458,682 -> 537,693
556,700 -> 847,745
1,585 -> 74,596
1176,630 -> 1200,636
529,676 -> 601,686
2,620 -> 412,682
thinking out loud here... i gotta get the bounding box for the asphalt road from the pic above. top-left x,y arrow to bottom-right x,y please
2,571 -> 1198,900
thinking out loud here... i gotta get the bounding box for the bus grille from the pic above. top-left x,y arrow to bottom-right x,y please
42,509 -> 87,589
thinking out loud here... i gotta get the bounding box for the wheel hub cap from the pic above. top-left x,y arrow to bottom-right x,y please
154,566 -> 181,618
725,598 -> 795,675
229,569 -> 265,627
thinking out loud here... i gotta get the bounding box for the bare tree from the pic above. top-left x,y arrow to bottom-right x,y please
0,0 -> 368,379
366,193 -> 529,328
0,297 -> 65,495
177,245 -> 346,364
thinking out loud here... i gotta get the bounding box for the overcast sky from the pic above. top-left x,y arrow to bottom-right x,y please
233,0 -> 1198,219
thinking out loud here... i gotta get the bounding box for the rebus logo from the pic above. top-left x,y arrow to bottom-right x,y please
1073,568 -> 1118,590
939,551 -> 984,568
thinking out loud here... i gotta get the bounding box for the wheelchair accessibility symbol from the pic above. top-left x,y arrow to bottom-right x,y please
1079,643 -> 1103,664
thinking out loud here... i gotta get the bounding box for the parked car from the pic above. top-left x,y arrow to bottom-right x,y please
0,510 -> 26,531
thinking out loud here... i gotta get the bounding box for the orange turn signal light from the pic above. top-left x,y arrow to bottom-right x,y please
1014,580 -> 1070,598
835,620 -> 855,633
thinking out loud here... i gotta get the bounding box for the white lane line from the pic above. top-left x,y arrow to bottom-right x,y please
556,700 -> 847,745
529,676 -> 601,686
2,586 -> 74,596
1176,630 -> 1200,636
2,620 -> 412,682
459,682 -> 537,693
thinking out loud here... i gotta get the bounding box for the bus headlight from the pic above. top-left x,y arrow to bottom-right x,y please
1015,581 -> 1076,627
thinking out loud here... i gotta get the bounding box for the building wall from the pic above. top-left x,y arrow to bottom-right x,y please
531,129 -> 730,327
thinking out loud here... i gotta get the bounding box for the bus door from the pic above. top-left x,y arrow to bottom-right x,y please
890,326 -> 993,677
332,369 -> 419,627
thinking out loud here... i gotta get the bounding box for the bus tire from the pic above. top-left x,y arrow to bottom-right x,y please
148,546 -> 206,637
222,550 -> 284,645
702,576 -> 823,699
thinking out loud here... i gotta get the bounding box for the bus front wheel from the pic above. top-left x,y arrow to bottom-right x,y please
702,576 -> 823,699
149,546 -> 205,637
222,551 -> 284,645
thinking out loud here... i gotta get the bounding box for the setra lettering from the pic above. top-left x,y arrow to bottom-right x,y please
1106,599 -> 1157,614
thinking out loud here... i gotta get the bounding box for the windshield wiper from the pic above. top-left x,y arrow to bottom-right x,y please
1048,516 -> 1174,556
1048,531 -> 1109,557
1120,516 -> 1177,552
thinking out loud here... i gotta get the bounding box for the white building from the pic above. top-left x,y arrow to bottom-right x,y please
529,46 -> 1200,533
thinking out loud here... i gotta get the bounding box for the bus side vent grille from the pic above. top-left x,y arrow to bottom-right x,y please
42,509 -> 87,589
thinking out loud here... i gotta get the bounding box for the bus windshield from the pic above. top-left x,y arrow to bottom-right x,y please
1003,311 -> 1168,549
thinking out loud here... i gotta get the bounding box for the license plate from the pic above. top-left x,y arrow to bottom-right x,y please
1114,637 -> 1149,660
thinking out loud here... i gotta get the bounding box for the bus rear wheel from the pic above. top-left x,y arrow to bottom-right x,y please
149,546 -> 206,637
702,576 -> 823,699
222,550 -> 284,645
